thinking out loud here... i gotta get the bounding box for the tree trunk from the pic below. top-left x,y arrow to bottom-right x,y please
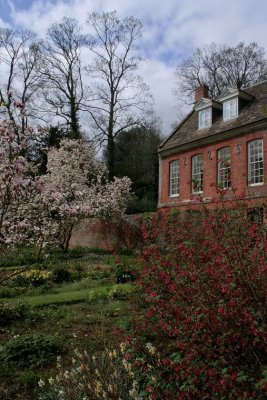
70,97 -> 81,139
107,134 -> 115,181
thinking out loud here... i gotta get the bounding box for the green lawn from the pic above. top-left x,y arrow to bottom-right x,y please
8,283 -> 133,307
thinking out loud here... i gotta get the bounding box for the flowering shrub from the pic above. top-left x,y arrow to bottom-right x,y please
38,344 -> 142,400
13,269 -> 52,287
132,205 -> 267,399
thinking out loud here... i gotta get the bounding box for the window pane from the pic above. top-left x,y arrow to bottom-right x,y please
248,139 -> 264,185
192,155 -> 203,193
199,108 -> 211,129
169,160 -> 179,196
217,147 -> 231,189
223,98 -> 238,120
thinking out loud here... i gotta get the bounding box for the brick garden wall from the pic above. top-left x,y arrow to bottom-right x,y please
69,215 -> 143,250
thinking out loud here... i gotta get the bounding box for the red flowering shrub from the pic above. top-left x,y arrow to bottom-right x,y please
132,205 -> 267,399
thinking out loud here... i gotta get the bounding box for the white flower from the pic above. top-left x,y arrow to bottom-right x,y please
38,379 -> 45,388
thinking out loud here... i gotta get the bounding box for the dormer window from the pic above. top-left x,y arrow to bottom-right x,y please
223,97 -> 238,121
195,94 -> 222,130
199,108 -> 211,129
218,87 -> 254,122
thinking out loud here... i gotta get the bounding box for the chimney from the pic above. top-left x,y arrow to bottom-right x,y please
195,85 -> 209,103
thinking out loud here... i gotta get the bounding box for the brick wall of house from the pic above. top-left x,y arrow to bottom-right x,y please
159,129 -> 267,211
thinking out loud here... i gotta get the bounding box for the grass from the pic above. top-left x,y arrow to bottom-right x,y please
0,246 -> 140,400
8,283 -> 133,307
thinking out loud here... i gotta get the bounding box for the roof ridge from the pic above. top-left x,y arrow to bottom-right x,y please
159,109 -> 194,149
243,79 -> 267,91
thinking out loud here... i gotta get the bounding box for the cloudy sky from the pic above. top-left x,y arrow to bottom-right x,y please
1,0 -> 267,134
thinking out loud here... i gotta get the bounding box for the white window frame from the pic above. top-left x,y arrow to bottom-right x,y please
217,147 -> 231,189
169,160 -> 179,197
223,97 -> 238,121
192,154 -> 203,194
248,139 -> 264,186
199,107 -> 212,129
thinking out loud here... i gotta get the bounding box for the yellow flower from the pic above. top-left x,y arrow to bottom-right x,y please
146,342 -> 157,356
119,342 -> 126,353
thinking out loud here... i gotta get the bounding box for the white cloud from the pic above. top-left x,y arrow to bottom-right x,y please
140,59 -> 178,134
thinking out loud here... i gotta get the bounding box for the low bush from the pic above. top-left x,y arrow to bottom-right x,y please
0,302 -> 30,326
130,205 -> 267,399
52,266 -> 72,283
38,345 -> 142,400
12,269 -> 52,287
0,286 -> 18,298
0,333 -> 63,368
0,247 -> 40,268
108,286 -> 129,300
71,263 -> 86,280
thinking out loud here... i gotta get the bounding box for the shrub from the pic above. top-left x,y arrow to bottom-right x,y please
52,266 -> 72,283
0,247 -> 40,268
0,302 -> 30,326
12,269 -> 52,287
0,286 -> 18,298
87,289 -> 109,304
0,333 -> 63,368
71,263 -> 86,280
38,345 -> 142,400
131,205 -> 267,399
108,286 -> 129,300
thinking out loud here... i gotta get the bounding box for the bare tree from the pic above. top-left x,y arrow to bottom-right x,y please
40,17 -> 86,139
176,42 -> 267,104
86,11 -> 153,180
0,28 -> 42,140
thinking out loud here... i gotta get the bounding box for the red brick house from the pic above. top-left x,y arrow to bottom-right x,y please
158,81 -> 267,214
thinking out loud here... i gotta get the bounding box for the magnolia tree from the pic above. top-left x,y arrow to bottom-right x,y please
0,121 -> 58,285
41,139 -> 132,252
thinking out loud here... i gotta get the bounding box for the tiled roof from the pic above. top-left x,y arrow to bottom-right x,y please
159,81 -> 267,154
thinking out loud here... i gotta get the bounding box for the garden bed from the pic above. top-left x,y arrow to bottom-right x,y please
0,247 -> 140,400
